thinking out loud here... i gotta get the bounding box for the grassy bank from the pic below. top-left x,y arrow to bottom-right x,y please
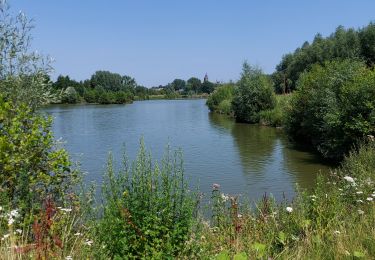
1,137 -> 374,259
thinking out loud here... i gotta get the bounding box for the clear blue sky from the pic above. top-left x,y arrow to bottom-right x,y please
11,0 -> 375,87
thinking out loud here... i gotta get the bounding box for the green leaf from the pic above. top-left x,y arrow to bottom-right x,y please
278,231 -> 286,245
234,252 -> 248,260
353,251 -> 365,258
216,251 -> 230,260
252,242 -> 266,257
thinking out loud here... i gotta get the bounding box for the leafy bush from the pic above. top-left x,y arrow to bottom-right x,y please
61,86 -> 80,104
232,62 -> 276,123
259,94 -> 292,126
0,95 -> 77,210
96,140 -> 197,258
206,84 -> 235,115
285,60 -> 375,160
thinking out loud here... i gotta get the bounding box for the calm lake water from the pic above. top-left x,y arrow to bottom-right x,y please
43,99 -> 331,203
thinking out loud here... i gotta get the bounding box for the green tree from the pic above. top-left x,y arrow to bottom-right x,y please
187,77 -> 201,94
232,62 -> 276,123
0,95 -> 77,209
61,86 -> 80,104
206,84 -> 236,115
0,1 -> 54,108
359,22 -> 375,66
285,60 -> 375,160
171,79 -> 186,91
201,80 -> 215,94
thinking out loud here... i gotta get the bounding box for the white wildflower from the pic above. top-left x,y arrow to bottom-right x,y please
15,229 -> 22,234
358,209 -> 364,215
356,191 -> 363,194
338,188 -> 343,191
237,214 -> 242,218
84,239 -> 93,246
10,210 -> 19,218
343,176 -> 355,183
357,199 -> 363,203
366,197 -> 373,201
333,230 -> 341,235
8,217 -> 15,226
286,207 -> 293,213
1,234 -> 10,241
372,194 -> 375,198
221,194 -> 229,202
74,232 -> 82,236
59,208 -> 72,213
310,195 -> 317,199
0,206 -> 3,211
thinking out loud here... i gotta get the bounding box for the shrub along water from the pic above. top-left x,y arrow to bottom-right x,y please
285,59 -> 375,160
206,84 -> 236,116
232,62 -> 276,123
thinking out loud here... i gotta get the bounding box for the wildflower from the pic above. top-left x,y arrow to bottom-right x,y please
286,207 -> 293,213
0,206 -> 2,211
333,230 -> 341,235
10,210 -> 19,218
212,183 -> 220,190
15,229 -> 22,234
221,193 -> 229,202
1,234 -> 10,241
310,195 -> 317,199
237,214 -> 243,218
356,191 -> 363,194
66,256 -> 73,260
372,194 -> 375,198
59,208 -> 72,213
8,217 -> 15,226
338,188 -> 343,191
74,232 -> 82,236
358,209 -> 364,215
357,200 -> 363,203
366,197 -> 373,201
343,176 -> 355,183
84,239 -> 93,246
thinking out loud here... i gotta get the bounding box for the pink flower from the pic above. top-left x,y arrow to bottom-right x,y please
212,183 -> 220,190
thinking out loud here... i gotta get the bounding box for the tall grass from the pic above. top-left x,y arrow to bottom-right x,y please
187,141 -> 375,259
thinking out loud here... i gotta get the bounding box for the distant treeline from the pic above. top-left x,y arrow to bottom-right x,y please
272,22 -> 375,93
53,71 -> 218,104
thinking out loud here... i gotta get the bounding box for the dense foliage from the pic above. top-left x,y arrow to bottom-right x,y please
232,62 -> 276,123
285,60 -> 375,160
96,142 -> 197,258
206,83 -> 236,115
0,95 -> 77,211
0,1 -> 54,108
273,23 -> 375,93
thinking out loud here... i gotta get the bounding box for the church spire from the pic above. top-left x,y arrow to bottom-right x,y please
204,73 -> 208,82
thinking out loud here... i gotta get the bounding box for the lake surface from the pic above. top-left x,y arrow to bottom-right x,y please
44,99 -> 331,203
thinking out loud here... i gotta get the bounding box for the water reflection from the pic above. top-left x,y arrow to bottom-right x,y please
208,113 -> 331,199
45,100 -> 331,204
